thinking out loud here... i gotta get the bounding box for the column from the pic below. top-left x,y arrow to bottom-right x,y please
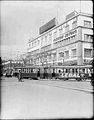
77,41 -> 83,65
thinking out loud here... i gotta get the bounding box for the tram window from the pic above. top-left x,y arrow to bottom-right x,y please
30,69 -> 32,72
75,69 -> 77,74
83,69 -> 85,73
70,69 -> 72,73
66,69 -> 68,73
27,69 -> 28,73
28,68 -> 29,73
29,69 -> 30,73
33,69 -> 35,73
72,69 -> 74,73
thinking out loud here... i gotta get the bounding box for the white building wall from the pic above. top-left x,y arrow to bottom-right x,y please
27,11 -> 93,65
78,15 -> 93,27
82,28 -> 93,41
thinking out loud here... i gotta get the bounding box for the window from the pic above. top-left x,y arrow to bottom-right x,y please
72,17 -> 77,29
53,53 -> 56,61
65,24 -> 69,32
72,21 -> 77,29
58,52 -> 64,60
48,54 -> 51,62
41,38 -> 43,46
84,48 -> 92,58
35,40 -> 37,46
29,43 -> 31,47
49,33 -> 52,43
65,51 -> 69,59
45,35 -> 47,44
59,27 -> 63,36
84,34 -> 93,42
68,37 -> 70,43
38,40 -> 40,45
53,31 -> 57,39
84,20 -> 91,28
72,35 -> 75,41
32,42 -> 34,47
71,49 -> 76,58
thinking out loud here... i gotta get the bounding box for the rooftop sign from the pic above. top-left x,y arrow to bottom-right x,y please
66,11 -> 78,20
39,18 -> 56,34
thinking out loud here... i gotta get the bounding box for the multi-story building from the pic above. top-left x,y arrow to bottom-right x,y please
27,11 -> 93,66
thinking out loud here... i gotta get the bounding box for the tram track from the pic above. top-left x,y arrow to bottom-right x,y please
27,80 -> 93,94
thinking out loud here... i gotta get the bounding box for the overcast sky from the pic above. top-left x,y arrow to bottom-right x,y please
1,0 -> 93,60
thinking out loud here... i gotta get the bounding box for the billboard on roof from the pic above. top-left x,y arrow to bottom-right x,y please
39,18 -> 57,34
66,11 -> 78,20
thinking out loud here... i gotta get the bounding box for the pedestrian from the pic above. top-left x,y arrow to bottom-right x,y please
18,69 -> 23,82
52,69 -> 55,80
37,70 -> 40,79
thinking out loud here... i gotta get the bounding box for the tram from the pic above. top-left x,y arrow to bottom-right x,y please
13,66 -> 41,80
14,65 -> 93,81
50,65 -> 93,81
5,68 -> 13,77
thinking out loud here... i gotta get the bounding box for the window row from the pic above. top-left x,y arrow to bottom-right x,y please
54,35 -> 77,48
84,34 -> 93,42
28,48 -> 93,65
29,39 -> 40,47
53,19 -> 77,39
84,20 -> 92,28
41,34 -> 52,46
29,20 -> 92,48
58,49 -> 77,60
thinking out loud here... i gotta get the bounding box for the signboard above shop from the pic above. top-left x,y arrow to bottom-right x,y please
39,18 -> 57,34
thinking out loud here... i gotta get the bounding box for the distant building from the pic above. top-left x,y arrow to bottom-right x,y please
2,60 -> 24,70
27,11 -> 93,66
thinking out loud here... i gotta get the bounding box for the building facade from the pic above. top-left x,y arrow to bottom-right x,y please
27,11 -> 93,66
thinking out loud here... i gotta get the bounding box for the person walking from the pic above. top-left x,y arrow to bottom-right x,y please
18,69 -> 23,82
37,70 -> 40,79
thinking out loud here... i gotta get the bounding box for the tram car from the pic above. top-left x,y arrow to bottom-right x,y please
13,66 -> 41,80
5,68 -> 13,77
14,65 -> 93,81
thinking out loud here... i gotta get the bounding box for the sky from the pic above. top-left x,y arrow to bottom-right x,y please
1,0 -> 93,60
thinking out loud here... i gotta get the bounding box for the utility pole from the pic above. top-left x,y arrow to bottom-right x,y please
56,8 -> 58,23
80,0 -> 81,13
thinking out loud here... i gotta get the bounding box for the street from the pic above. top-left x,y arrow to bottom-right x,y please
1,77 -> 93,119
